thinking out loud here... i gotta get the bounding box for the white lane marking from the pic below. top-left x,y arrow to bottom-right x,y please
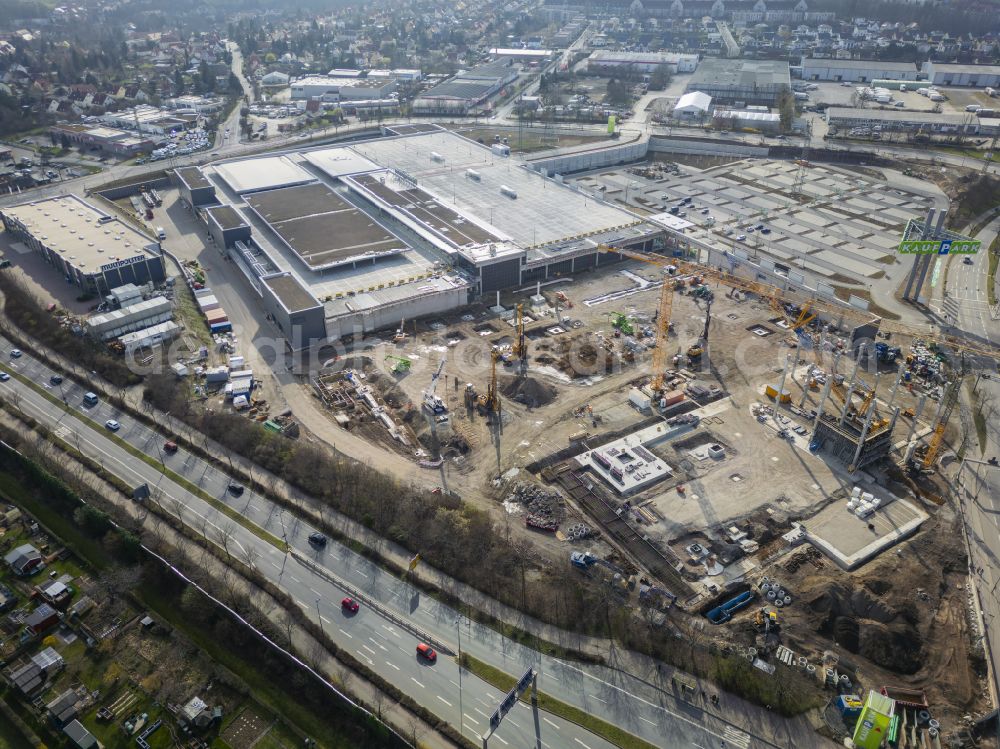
494,735 -> 509,746
464,713 -> 479,726
723,725 -> 751,749
589,695 -> 606,703
573,739 -> 592,749
507,718 -> 521,729
449,679 -> 459,688
270,561 -> 281,570
386,661 -> 399,671
356,570 -> 369,578
476,698 -> 492,708
355,649 -> 373,665
437,695 -> 452,707
290,576 -> 301,583
474,708 -> 489,718
320,616 -> 331,624
369,637 -> 387,651
361,644 -> 376,655
411,677 -> 424,688
639,716 -> 656,725
543,717 -> 559,729
310,587 -> 322,596
382,624 -> 401,638
338,628 -> 353,639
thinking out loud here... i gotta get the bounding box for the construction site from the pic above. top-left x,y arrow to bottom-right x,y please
111,125 -> 1000,747
291,201 -> 994,744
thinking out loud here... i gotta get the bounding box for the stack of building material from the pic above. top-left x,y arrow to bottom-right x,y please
194,288 -> 231,333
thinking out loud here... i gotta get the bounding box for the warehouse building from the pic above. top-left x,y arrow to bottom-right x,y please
825,107 -> 992,135
180,126 -> 661,348
290,76 -> 397,102
586,50 -> 699,74
85,296 -> 172,340
412,59 -> 518,115
685,58 -> 790,106
712,108 -> 781,132
921,62 -> 1000,88
800,58 -> 919,83
0,195 -> 166,295
205,205 -> 251,248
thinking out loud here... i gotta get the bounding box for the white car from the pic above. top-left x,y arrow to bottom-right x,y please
736,234 -> 747,242
0,373 -> 9,382
9,349 -> 21,358
105,419 -> 121,432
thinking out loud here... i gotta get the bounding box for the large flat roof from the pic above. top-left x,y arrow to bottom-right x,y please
351,172 -> 501,247
802,58 -> 917,72
301,147 -> 380,179
826,107 -> 974,125
348,130 -> 642,249
176,166 -> 212,191
0,194 -> 157,273
206,205 -> 248,231
688,58 -> 790,89
214,155 -> 314,194
245,183 -> 406,270
930,62 -> 1000,75
263,274 -> 321,312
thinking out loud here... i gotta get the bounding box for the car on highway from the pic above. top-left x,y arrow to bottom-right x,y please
163,441 -> 178,453
736,234 -> 747,242
105,419 -> 121,431
308,532 -> 327,547
341,597 -> 359,613
416,643 -> 437,663
49,375 -> 63,385
963,257 -> 974,265
9,349 -> 21,358
0,373 -> 9,382
228,482 -> 245,496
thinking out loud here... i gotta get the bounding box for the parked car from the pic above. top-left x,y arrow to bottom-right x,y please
9,349 -> 21,358
105,419 -> 121,431
0,373 -> 9,382
341,597 -> 359,613
163,441 -> 178,453
228,483 -> 245,496
416,643 -> 437,663
308,532 -> 327,547
736,234 -> 747,242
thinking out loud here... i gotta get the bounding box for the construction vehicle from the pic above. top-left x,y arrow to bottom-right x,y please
385,354 -> 411,374
686,344 -> 704,360
512,303 -> 528,373
477,346 -> 502,415
610,312 -> 635,336
596,245 -> 1000,362
570,551 -> 626,576
393,317 -> 407,344
422,358 -> 447,414
874,342 -> 902,364
555,290 -> 573,308
753,608 -> 778,633
911,377 -> 961,473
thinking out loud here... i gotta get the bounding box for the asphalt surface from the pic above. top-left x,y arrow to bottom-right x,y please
0,338 -> 806,749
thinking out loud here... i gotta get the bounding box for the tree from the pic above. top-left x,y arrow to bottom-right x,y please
649,64 -> 672,91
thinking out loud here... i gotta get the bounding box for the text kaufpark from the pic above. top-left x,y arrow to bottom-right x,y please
897,239 -> 981,255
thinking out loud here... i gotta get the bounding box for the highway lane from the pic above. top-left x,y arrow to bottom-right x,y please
0,340 -> 806,748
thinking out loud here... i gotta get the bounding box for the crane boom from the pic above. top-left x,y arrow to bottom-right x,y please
598,245 -> 1000,361
922,377 -> 960,469
651,278 -> 674,391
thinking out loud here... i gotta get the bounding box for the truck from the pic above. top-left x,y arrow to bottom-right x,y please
874,342 -> 901,363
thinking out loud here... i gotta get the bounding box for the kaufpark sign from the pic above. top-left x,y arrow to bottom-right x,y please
897,238 -> 981,255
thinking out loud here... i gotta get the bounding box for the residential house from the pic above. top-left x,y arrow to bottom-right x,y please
24,603 -> 59,635
4,543 -> 42,575
63,719 -> 98,749
46,687 -> 79,726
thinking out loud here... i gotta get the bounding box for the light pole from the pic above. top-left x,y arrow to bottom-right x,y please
316,598 -> 324,636
457,617 -> 464,738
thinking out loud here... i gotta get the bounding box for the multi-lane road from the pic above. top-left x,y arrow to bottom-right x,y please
0,337 -> 826,749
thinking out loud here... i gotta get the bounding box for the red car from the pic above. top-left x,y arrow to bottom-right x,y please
163,441 -> 178,453
341,597 -> 359,614
416,643 -> 437,663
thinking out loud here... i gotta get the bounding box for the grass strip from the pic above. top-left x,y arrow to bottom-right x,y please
0,362 -> 284,550
459,653 -> 659,749
988,236 -> 999,307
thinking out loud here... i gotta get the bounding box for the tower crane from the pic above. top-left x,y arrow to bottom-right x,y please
913,376 -> 961,472
597,245 -> 1000,362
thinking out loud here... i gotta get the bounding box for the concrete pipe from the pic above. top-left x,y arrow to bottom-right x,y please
797,657 -> 808,667
775,599 -> 784,608
805,664 -> 816,675
761,576 -> 769,585
784,596 -> 792,606
776,589 -> 786,599
748,647 -> 758,657
918,710 -> 931,724
766,590 -> 776,600
761,583 -> 771,593
928,719 -> 940,730
929,728 -> 939,739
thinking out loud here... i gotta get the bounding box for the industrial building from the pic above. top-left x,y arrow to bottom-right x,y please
177,126 -> 661,348
921,61 -> 1000,88
799,58 -> 919,83
586,50 -> 699,74
289,76 -> 397,102
825,107 -> 993,135
411,60 -> 518,115
99,105 -> 198,135
672,91 -> 712,118
85,296 -> 172,340
0,195 -> 166,295
712,109 -> 781,132
685,58 -> 791,106
48,124 -> 154,156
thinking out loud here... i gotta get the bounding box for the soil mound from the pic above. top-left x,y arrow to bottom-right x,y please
499,376 -> 557,407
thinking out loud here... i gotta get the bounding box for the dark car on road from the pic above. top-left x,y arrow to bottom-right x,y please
308,532 -> 327,547
228,483 -> 245,496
